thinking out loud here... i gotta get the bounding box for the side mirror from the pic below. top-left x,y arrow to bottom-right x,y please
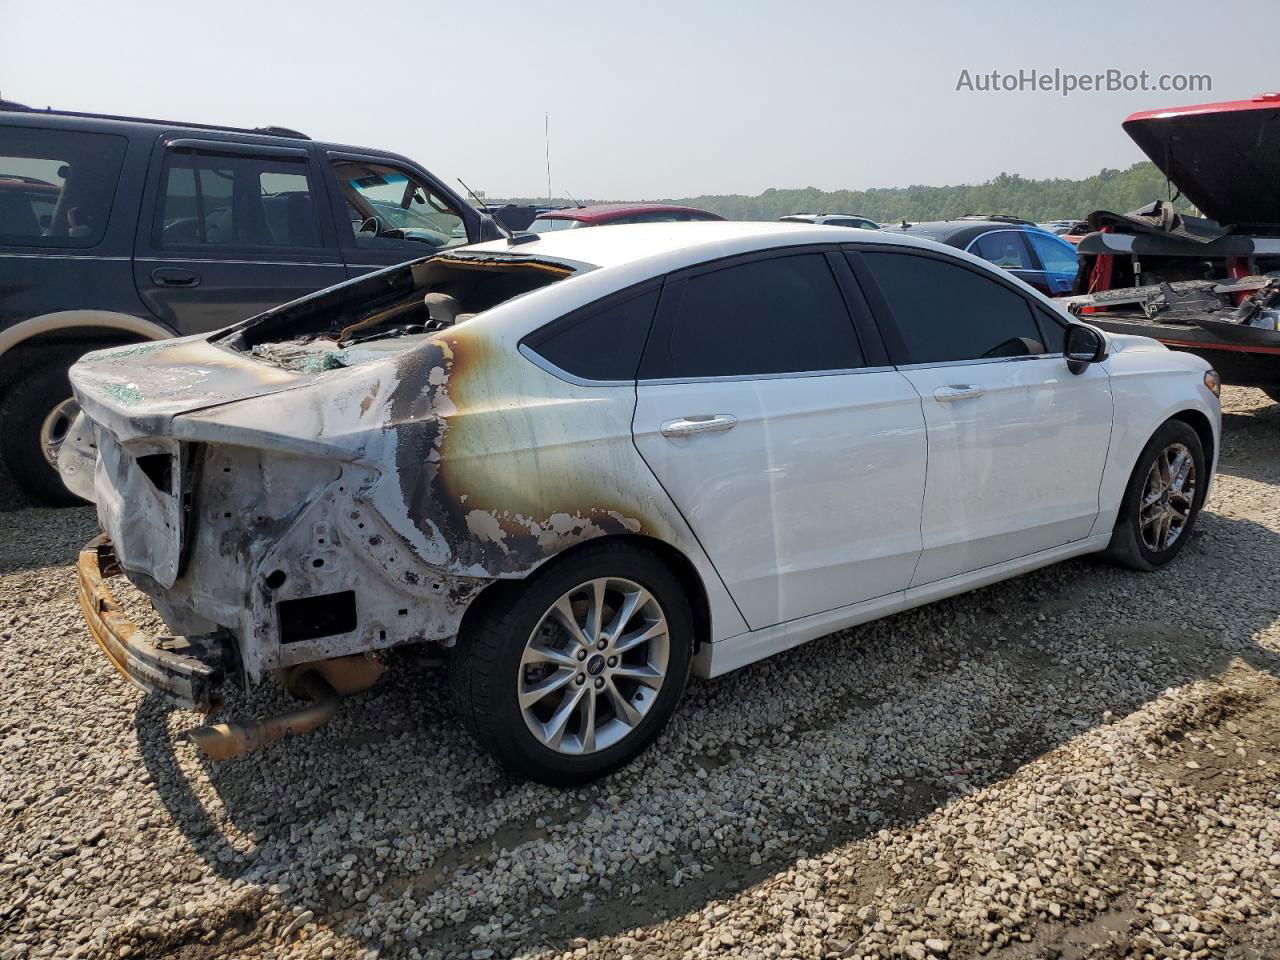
1065,324 -> 1106,374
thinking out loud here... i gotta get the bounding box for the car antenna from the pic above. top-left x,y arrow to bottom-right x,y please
565,188 -> 585,209
457,177 -> 513,238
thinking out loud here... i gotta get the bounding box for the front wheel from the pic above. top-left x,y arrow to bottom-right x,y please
1105,419 -> 1206,571
449,542 -> 693,784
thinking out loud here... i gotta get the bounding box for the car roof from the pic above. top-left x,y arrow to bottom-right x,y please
782,213 -> 877,222
535,203 -> 721,223
879,219 -> 1046,245
464,219 -> 970,273
0,100 -> 419,163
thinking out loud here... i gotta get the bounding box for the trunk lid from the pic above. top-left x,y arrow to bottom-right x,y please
69,337 -> 312,442
1123,95 -> 1280,229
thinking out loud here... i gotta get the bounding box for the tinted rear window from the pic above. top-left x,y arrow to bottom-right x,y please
641,253 -> 863,379
0,127 -> 126,248
524,287 -> 660,381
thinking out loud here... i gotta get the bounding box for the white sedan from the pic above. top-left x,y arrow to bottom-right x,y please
60,221 -> 1221,784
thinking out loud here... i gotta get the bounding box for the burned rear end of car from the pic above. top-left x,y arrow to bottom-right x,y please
62,250 -> 584,755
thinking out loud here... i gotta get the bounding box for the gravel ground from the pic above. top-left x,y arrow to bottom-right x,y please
2,387 -> 1278,960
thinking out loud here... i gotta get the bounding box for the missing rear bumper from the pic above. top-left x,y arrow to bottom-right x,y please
77,535 -> 227,712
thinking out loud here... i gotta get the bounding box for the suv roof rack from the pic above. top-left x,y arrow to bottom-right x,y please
0,99 -> 311,140
957,213 -> 1034,225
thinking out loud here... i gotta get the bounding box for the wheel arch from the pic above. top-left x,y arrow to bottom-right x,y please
0,310 -> 173,359
457,533 -> 714,653
1169,407 -> 1215,478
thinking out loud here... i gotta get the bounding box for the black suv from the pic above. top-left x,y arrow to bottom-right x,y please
0,101 -> 503,503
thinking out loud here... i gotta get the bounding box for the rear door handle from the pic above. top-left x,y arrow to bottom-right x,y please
150,267 -> 201,288
660,414 -> 738,438
933,384 -> 985,403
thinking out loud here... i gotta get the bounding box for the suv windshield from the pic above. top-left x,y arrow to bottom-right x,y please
333,160 -> 467,250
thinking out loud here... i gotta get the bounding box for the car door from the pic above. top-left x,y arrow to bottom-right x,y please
322,153 -> 473,278
632,248 -> 928,630
133,137 -> 347,334
850,247 -> 1113,586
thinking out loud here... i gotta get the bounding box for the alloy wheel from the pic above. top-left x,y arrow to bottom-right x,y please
517,576 -> 669,755
1139,441 -> 1196,552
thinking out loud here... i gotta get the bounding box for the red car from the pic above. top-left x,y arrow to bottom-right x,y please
528,202 -> 723,233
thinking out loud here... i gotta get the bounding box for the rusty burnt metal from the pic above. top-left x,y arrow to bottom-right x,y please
77,535 -> 225,712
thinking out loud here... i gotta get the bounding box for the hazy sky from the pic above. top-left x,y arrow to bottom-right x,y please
3,0 -> 1276,200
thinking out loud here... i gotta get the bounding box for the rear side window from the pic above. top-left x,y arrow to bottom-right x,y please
157,149 -> 323,248
525,288 -> 660,382
0,127 -> 126,247
968,230 -> 1034,270
860,251 -> 1046,364
641,253 -> 863,379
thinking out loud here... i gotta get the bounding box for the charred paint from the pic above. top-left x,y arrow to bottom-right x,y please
383,329 -> 649,577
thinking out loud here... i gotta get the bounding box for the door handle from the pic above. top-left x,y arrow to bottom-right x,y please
933,384 -> 985,402
660,414 -> 738,438
150,267 -> 201,288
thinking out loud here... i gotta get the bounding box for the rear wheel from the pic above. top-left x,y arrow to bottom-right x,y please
0,350 -> 87,506
1105,419 -> 1206,571
449,542 -> 693,784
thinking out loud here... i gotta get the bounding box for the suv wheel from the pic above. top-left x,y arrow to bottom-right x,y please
449,542 -> 693,784
1105,419 -> 1206,571
0,349 -> 87,506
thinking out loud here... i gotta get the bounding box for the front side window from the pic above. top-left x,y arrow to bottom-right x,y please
968,230 -> 1034,270
640,253 -> 863,379
157,149 -> 322,248
525,288 -> 660,381
861,251 -> 1046,364
331,159 -> 466,250
1027,230 -> 1080,274
0,127 -> 126,247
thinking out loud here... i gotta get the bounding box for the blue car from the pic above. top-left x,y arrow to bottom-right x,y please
880,215 -> 1080,296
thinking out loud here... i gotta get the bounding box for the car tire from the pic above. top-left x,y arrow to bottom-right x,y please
0,349 -> 88,507
449,541 -> 694,785
1105,419 -> 1206,572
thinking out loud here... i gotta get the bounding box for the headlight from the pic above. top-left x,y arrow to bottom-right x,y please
1203,369 -> 1221,397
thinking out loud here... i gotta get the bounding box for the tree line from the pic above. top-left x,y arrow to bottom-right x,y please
503,162 -> 1192,223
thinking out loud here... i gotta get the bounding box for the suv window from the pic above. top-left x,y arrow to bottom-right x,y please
826,218 -> 876,230
968,230 -> 1034,270
0,127 -> 126,247
860,251 -> 1046,364
1027,230 -> 1080,273
525,287 -> 660,382
331,159 -> 466,251
640,253 -> 863,379
157,148 -> 323,248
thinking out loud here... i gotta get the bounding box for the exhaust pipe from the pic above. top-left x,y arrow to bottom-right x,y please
187,671 -> 340,760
